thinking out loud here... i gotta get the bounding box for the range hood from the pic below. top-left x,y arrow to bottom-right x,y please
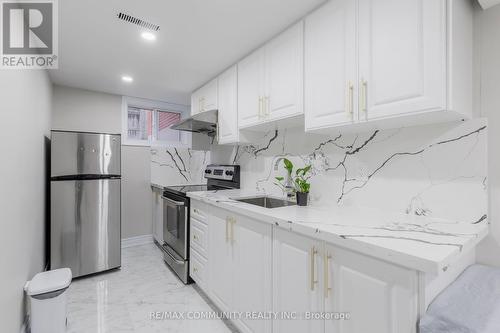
171,109 -> 218,137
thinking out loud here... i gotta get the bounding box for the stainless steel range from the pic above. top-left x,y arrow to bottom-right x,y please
161,164 -> 240,283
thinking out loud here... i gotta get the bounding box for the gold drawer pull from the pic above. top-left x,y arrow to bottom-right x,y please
324,253 -> 332,298
310,247 -> 318,291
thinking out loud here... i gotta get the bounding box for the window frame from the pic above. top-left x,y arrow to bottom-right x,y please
121,96 -> 191,148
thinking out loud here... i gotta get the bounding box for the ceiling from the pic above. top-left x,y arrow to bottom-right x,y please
49,0 -> 325,105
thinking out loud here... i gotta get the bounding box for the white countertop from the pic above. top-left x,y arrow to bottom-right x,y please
188,189 -> 488,274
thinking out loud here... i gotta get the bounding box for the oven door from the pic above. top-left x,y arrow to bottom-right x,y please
162,192 -> 188,259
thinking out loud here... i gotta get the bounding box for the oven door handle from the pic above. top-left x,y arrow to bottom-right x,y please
163,245 -> 186,265
161,196 -> 186,206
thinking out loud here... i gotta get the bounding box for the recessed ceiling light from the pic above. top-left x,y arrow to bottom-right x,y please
121,75 -> 133,83
141,31 -> 156,41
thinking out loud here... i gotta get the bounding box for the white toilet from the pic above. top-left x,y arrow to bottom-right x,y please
25,268 -> 72,333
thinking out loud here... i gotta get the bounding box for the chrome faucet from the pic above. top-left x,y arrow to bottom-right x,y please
274,157 -> 295,199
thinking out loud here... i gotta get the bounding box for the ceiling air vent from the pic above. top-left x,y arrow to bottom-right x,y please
117,12 -> 160,31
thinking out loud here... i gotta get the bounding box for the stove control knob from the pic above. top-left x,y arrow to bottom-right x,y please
205,169 -> 212,174
225,170 -> 234,176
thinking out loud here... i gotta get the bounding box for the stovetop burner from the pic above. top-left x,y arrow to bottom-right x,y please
163,165 -> 240,197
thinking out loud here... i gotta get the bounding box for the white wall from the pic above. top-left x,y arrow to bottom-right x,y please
52,85 -> 153,239
0,70 -> 52,333
475,5 -> 500,266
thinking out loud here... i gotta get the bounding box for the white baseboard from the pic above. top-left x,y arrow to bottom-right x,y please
121,234 -> 154,248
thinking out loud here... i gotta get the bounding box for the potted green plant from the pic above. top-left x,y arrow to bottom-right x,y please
275,158 -> 312,206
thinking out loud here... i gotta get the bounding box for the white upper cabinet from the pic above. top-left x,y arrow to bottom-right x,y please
238,22 -> 304,129
191,78 -> 218,115
305,0 -> 357,130
238,48 -> 265,128
305,0 -> 473,133
265,22 -> 304,121
358,0 -> 446,120
217,65 -> 239,144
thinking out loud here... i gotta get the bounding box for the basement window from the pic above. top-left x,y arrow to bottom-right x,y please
122,96 -> 190,147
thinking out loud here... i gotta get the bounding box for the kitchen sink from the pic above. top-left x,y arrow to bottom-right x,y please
233,196 -> 296,209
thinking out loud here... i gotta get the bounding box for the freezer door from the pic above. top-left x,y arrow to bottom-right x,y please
51,131 -> 121,177
51,178 -> 121,277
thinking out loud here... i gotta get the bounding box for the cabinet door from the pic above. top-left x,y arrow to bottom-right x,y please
233,215 -> 272,333
305,0 -> 357,130
152,189 -> 163,244
217,65 -> 239,144
265,22 -> 304,121
238,48 -> 265,128
358,0 -> 446,120
201,78 -> 218,112
208,213 -> 233,312
191,89 -> 201,115
273,228 -> 324,333
324,244 -> 418,333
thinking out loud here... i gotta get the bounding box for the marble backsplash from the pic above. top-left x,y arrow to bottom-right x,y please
211,119 -> 487,224
150,147 -> 210,186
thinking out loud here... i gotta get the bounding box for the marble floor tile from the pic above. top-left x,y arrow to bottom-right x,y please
66,243 -> 234,333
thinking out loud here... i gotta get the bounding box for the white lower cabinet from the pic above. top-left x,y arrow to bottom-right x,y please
191,201 -> 419,333
324,243 -> 418,333
274,229 -> 418,333
205,205 -> 273,333
233,213 -> 273,333
273,228 -> 324,333
151,187 -> 163,244
208,212 -> 233,312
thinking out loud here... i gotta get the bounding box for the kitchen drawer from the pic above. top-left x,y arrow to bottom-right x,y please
191,200 -> 208,222
190,248 -> 207,290
190,217 -> 208,258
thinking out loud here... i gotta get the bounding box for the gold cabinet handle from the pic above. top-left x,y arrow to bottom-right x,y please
259,97 -> 264,119
193,234 -> 198,241
230,217 -> 236,244
226,217 -> 236,243
193,267 -> 198,273
199,97 -> 205,112
310,246 -> 318,291
324,253 -> 332,298
347,81 -> 354,117
360,79 -> 368,115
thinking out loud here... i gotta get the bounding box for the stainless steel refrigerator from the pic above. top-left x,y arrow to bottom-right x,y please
50,131 -> 121,278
